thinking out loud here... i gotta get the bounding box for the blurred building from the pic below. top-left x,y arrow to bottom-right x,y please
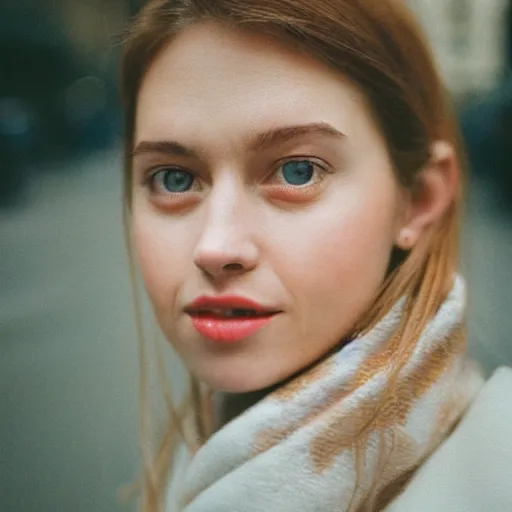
1,0 -> 133,72
408,0 -> 509,97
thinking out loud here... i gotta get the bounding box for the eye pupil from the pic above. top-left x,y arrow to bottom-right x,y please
282,160 -> 314,185
163,170 -> 193,192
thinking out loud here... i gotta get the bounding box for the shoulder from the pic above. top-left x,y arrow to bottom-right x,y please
387,367 -> 512,512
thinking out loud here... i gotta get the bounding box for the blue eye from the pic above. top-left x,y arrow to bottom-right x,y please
153,169 -> 194,192
281,160 -> 315,185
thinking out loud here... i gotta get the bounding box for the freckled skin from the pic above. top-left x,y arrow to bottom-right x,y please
131,22 -> 407,393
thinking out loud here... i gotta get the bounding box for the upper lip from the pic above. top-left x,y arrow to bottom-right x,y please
184,295 -> 280,314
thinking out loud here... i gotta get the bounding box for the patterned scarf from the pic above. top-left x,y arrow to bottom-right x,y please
178,276 -> 484,511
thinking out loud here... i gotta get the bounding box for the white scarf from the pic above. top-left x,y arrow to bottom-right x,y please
177,276 -> 484,511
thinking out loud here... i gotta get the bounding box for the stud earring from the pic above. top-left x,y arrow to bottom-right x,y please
398,229 -> 414,250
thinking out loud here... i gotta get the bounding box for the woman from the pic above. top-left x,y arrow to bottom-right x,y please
120,0 -> 512,510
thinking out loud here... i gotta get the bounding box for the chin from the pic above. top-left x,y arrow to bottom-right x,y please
201,373 -> 273,394
186,343 -> 313,394
192,363 -> 284,394
196,361 -> 303,395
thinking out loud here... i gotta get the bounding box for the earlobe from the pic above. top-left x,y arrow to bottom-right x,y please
396,140 -> 458,250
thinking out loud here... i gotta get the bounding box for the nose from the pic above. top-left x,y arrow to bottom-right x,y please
193,183 -> 259,280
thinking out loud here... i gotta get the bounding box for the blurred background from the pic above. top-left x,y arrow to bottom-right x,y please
1,0 -> 512,510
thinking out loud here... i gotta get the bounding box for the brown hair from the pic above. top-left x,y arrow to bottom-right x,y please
120,0 -> 463,509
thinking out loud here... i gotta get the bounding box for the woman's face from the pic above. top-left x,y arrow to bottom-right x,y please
132,22 -> 407,392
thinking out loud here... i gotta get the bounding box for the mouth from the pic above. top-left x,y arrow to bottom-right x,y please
186,307 -> 275,318
184,296 -> 281,343
184,295 -> 280,317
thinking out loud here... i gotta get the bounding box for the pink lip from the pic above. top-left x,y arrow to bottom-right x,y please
185,295 -> 279,344
190,315 -> 275,343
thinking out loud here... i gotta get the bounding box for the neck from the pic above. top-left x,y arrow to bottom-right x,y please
214,341 -> 349,429
214,385 -> 277,430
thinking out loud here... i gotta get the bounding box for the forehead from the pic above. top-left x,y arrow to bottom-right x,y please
135,22 -> 378,146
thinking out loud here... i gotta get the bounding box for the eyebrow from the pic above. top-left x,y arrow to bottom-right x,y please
132,122 -> 345,158
250,122 -> 345,151
132,140 -> 199,159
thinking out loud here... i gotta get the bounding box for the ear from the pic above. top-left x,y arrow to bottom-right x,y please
396,140 -> 459,250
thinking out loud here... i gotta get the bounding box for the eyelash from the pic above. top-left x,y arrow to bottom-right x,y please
142,157 -> 332,197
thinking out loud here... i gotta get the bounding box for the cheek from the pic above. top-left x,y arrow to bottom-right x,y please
272,181 -> 399,324
131,214 -> 186,308
282,215 -> 392,292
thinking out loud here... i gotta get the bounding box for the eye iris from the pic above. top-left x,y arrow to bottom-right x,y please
163,170 -> 193,192
282,160 -> 314,185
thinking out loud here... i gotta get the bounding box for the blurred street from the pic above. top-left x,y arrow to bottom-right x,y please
1,148 -> 512,511
463,181 -> 512,373
0,150 -> 139,512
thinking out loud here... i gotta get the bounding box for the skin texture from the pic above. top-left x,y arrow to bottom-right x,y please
131,22 -> 416,393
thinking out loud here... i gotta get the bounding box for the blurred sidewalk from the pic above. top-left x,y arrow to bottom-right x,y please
0,149 -> 139,512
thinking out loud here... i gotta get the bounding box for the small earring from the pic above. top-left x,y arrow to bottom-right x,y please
398,230 -> 414,250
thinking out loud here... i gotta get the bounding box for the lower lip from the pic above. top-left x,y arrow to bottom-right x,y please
189,314 -> 275,343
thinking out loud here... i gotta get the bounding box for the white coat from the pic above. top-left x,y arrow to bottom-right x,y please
387,367 -> 512,512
